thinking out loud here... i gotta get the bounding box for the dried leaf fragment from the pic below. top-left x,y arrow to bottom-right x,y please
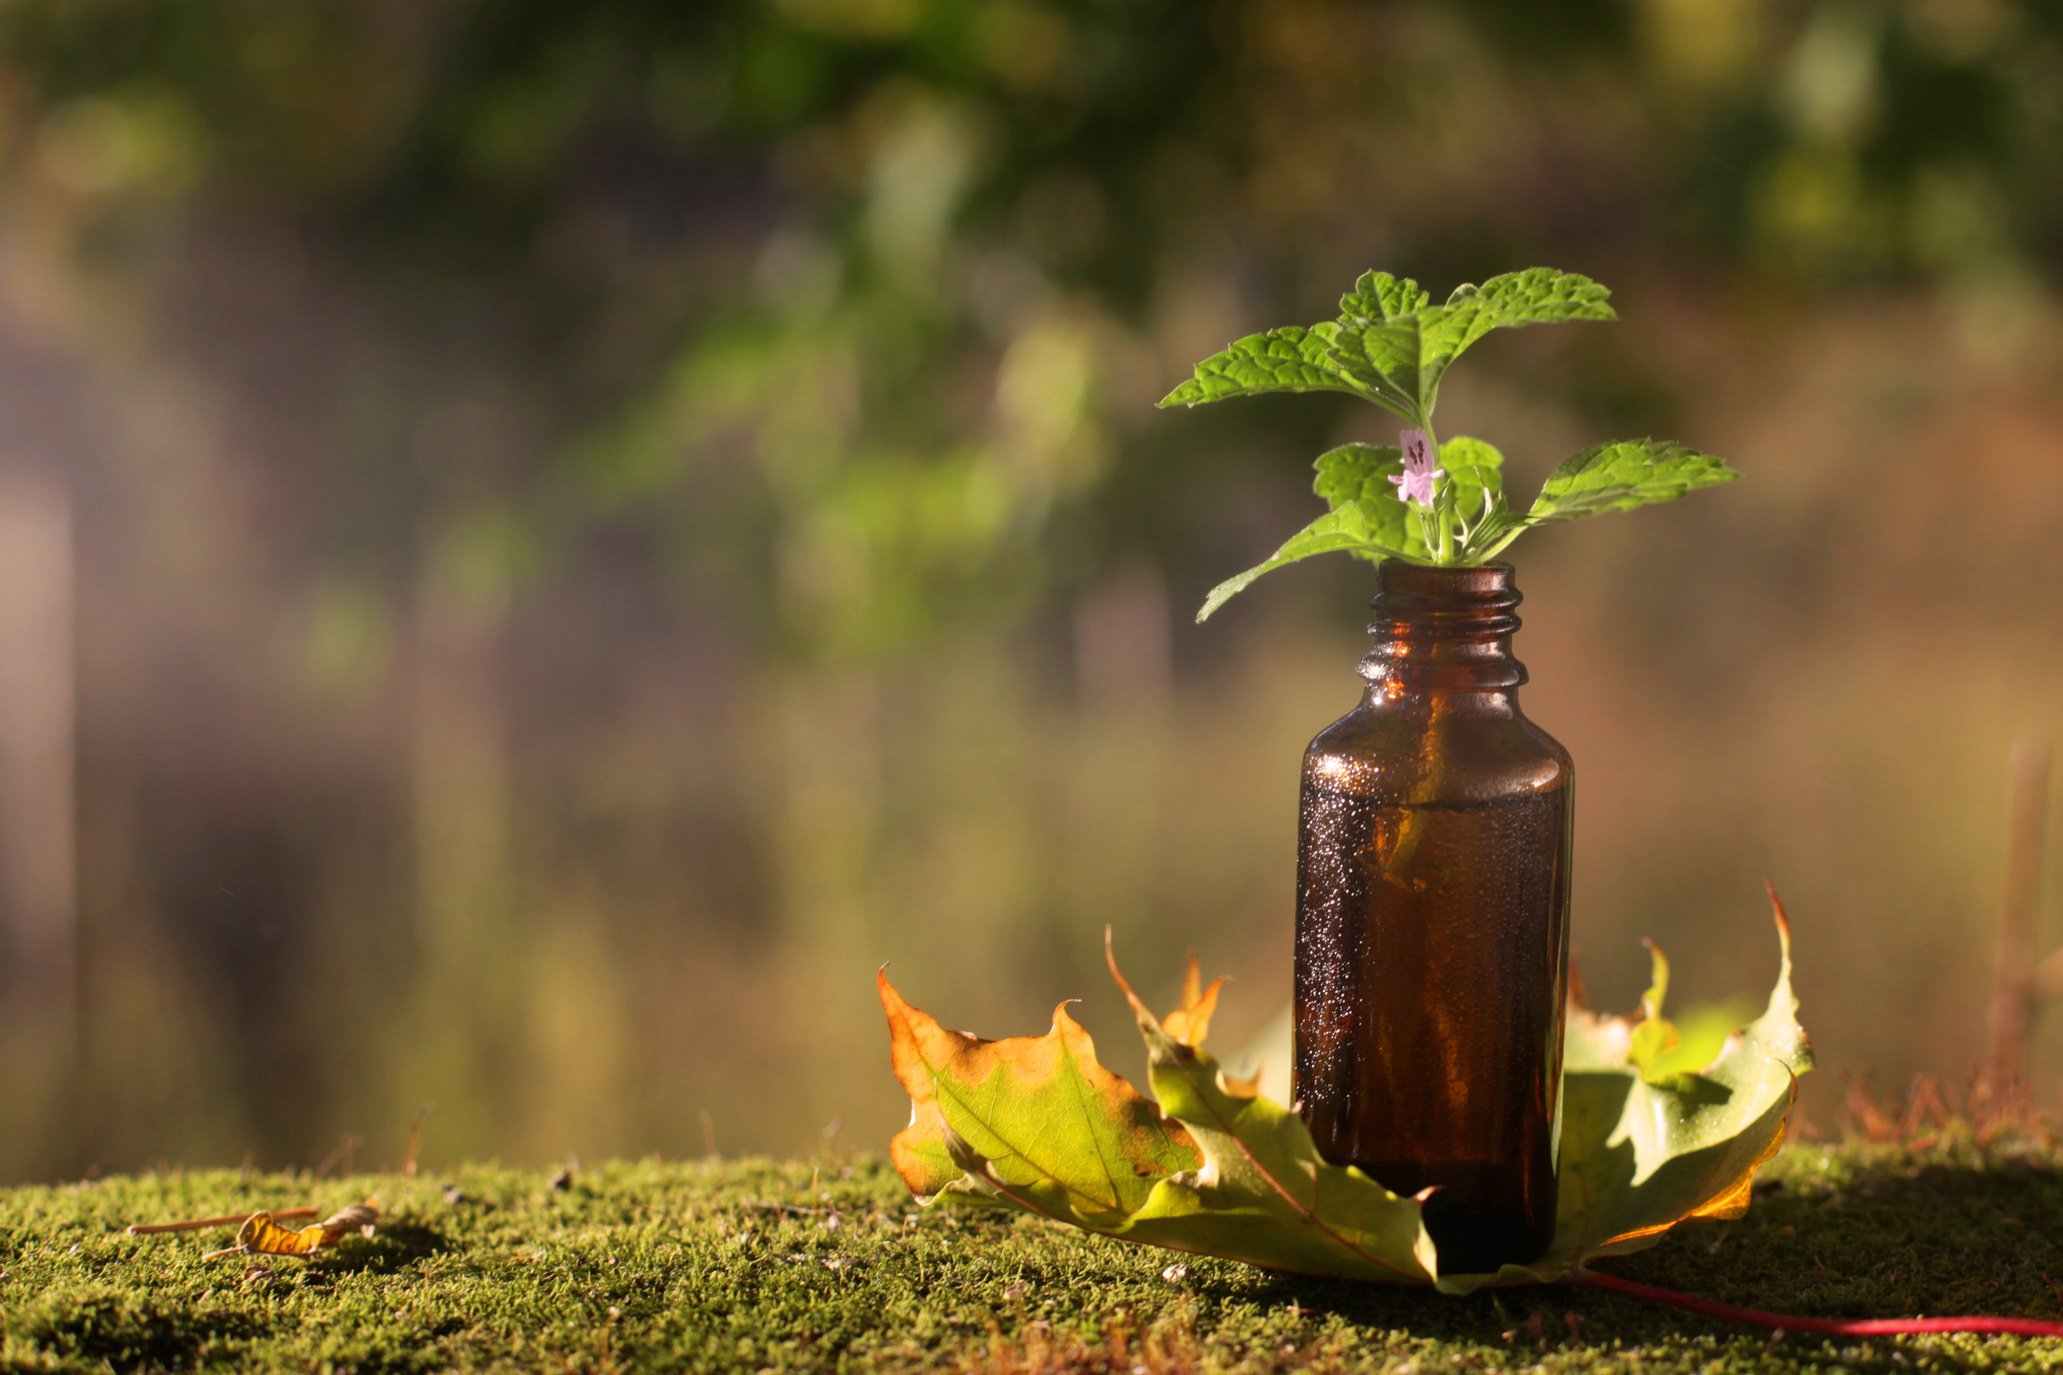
127,1207 -> 317,1236
317,1203 -> 380,1241
202,1202 -> 379,1261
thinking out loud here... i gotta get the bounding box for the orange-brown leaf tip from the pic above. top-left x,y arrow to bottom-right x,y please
1764,880 -> 1793,945
1412,1227 -> 1441,1280
1164,974 -> 1224,1049
1221,1067 -> 1261,1099
1567,957 -> 1590,1010
1104,929 -> 1152,1020
877,975 -> 969,1198
878,975 -> 938,1100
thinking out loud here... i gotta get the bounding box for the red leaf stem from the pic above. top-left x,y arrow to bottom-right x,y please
1579,1268 -> 2063,1338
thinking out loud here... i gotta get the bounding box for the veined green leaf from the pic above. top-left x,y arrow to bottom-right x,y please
1336,271 -> 1430,327
1324,268 -> 1614,423
1157,323 -> 1408,417
1412,270 -> 1616,410
1312,442 -> 1404,508
1432,434 -> 1503,492
1441,266 -> 1615,335
1310,443 -> 1419,560
1320,321 -> 1431,423
1159,268 -> 1721,573
1194,502 -> 1405,623
1196,432 -> 1518,622
1200,434 -> 1518,620
1307,437 -> 1508,567
1426,435 -> 1509,552
1525,439 -> 1739,524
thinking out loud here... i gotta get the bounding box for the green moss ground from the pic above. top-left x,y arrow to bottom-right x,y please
5,1140 -> 2063,1373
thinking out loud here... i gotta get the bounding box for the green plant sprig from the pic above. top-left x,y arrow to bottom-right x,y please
1159,267 -> 1738,621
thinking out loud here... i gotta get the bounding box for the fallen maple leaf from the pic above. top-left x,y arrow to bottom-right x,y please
878,975 -> 1199,1223
880,891 -> 1811,1291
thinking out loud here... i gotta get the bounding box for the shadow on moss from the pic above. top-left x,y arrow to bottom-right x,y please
16,1286 -> 269,1368
1219,1156 -> 2063,1367
1630,1156 -> 2063,1319
307,1217 -> 452,1278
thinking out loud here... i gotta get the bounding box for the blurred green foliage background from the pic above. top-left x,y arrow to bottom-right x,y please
2,0 -> 2062,1182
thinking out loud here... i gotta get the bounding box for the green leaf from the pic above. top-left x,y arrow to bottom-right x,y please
1308,437 -> 1507,565
882,892 -> 1811,1292
1403,270 -> 1617,416
1157,323 -> 1406,416
1319,320 -> 1433,424
1324,268 -> 1614,424
1310,443 -> 1419,557
1159,268 -> 1700,575
1167,269 -> 1611,424
1336,271 -> 1430,327
1432,434 -> 1502,492
1524,439 -> 1739,524
1194,503 -> 1406,623
1311,442 -> 1403,508
1197,434 -> 1519,620
1434,436 -> 1525,561
1445,266 -> 1617,331
1428,434 -> 1503,528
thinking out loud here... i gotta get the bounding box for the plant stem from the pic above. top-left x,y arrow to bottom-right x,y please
127,1207 -> 318,1235
1423,420 -> 1453,564
1578,1268 -> 2063,1338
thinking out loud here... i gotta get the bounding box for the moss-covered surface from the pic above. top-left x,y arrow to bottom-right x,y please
5,1140 -> 2063,1373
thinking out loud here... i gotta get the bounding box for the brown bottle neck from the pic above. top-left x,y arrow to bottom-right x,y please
1358,560 -> 1527,695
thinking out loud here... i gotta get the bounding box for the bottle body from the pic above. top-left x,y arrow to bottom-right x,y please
1292,561 -> 1572,1274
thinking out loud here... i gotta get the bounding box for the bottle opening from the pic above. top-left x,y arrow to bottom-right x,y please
1361,559 -> 1525,689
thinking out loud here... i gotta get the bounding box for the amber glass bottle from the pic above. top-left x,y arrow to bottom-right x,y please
1293,559 -> 1573,1273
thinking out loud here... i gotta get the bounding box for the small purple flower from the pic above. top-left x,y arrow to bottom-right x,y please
1387,428 -> 1445,509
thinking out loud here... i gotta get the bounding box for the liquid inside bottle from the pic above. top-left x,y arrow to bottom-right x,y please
1291,561 -> 1572,1275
